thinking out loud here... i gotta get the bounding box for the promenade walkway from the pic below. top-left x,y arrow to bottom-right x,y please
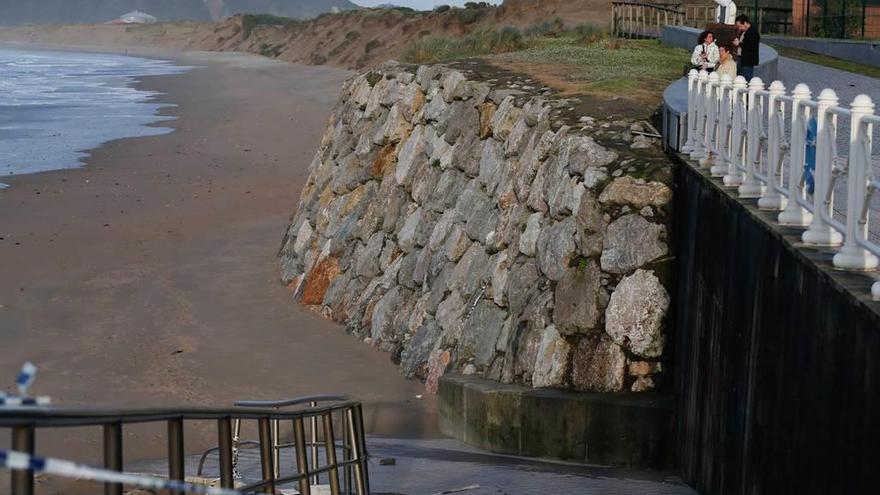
776,56 -> 880,239
130,437 -> 698,495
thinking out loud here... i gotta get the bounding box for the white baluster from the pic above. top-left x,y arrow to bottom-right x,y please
724,76 -> 748,187
739,77 -> 766,198
690,70 -> 709,160
834,94 -> 879,270
711,75 -> 734,177
779,83 -> 814,226
700,72 -> 720,169
873,282 -> 880,301
759,81 -> 787,210
682,69 -> 699,153
803,88 -> 844,246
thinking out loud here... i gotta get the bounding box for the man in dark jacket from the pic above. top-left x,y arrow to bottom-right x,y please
732,14 -> 759,80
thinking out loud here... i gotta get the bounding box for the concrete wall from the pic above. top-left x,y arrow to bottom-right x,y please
438,374 -> 674,468
671,159 -> 880,494
765,35 -> 880,68
279,62 -> 676,394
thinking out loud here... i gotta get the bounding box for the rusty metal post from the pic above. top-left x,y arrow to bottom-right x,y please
167,418 -> 185,495
103,422 -> 123,495
309,401 -> 319,485
293,417 -> 311,495
218,418 -> 234,489
271,419 -> 280,479
346,407 -> 368,495
322,413 -> 341,495
258,418 -> 276,494
11,425 -> 34,495
352,405 -> 370,495
341,412 -> 351,495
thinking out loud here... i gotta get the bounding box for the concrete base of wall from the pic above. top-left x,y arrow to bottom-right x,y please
437,374 -> 675,469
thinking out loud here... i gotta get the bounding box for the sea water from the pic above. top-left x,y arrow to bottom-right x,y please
0,48 -> 190,182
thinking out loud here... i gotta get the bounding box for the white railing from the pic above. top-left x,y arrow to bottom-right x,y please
681,68 -> 880,300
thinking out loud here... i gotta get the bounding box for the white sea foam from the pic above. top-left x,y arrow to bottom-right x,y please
0,48 -> 190,176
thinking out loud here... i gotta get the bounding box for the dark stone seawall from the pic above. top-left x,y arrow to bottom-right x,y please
672,160 -> 880,494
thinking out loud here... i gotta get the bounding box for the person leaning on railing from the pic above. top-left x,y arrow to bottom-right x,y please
691,30 -> 720,72
716,43 -> 737,79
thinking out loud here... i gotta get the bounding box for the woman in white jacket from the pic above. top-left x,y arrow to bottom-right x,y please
691,30 -> 720,72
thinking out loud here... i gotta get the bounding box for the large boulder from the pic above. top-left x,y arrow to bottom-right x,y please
459,300 -> 508,367
553,261 -> 603,335
531,325 -> 571,388
599,176 -> 672,209
600,214 -> 667,274
536,217 -> 578,281
605,269 -> 670,358
571,334 -> 626,392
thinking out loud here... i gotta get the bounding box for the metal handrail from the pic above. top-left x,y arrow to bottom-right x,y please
0,397 -> 370,495
225,395 -> 353,487
681,68 -> 880,299
235,394 -> 351,409
610,1 -> 686,39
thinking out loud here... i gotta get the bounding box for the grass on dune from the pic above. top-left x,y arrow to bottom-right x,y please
499,36 -> 688,94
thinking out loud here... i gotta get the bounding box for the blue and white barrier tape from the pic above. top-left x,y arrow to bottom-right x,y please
0,396 -> 51,407
0,449 -> 242,495
16,362 -> 36,396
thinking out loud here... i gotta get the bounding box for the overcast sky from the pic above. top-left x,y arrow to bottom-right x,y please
353,1 -> 502,9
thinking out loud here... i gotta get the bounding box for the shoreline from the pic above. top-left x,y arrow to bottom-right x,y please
0,49 -> 437,474
0,44 -> 195,182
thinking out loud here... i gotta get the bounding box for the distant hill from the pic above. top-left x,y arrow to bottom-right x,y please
0,0 -> 359,26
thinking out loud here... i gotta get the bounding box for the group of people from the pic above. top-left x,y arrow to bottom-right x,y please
690,14 -> 760,81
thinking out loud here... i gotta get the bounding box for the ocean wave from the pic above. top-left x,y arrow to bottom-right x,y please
0,48 -> 190,175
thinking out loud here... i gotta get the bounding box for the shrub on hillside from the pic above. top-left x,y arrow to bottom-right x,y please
574,22 -> 608,43
402,26 -> 528,64
242,14 -> 300,38
365,39 -> 382,53
524,17 -> 565,37
454,6 -> 488,24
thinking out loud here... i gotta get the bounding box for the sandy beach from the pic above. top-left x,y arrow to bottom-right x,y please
0,50 -> 437,466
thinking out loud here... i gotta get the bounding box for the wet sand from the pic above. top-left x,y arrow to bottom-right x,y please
0,51 -> 437,465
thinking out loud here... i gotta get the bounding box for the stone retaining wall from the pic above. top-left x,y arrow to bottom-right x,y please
279,61 -> 674,393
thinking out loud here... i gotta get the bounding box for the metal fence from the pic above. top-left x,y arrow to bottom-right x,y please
681,4 -> 794,34
682,69 -> 880,299
797,0 -> 880,39
0,395 -> 370,495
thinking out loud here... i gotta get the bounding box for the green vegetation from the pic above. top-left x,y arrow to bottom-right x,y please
770,44 -> 880,79
402,22 -> 686,101
403,26 -> 527,64
259,43 -> 285,58
365,39 -> 383,54
573,22 -> 607,43
523,18 -> 565,38
501,37 -> 687,95
242,13 -> 300,38
403,23 -> 612,65
366,71 -> 383,87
